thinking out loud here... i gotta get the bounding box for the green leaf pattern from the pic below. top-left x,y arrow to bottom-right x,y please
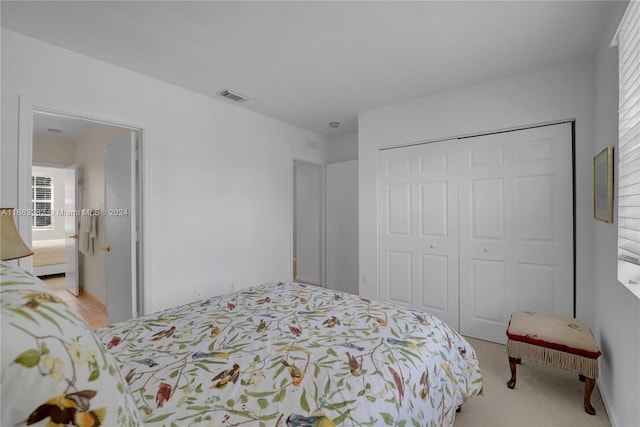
96,282 -> 483,426
1,261 -> 142,427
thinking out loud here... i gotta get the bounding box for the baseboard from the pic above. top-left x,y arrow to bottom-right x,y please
294,275 -> 321,286
597,379 -> 619,427
81,288 -> 106,310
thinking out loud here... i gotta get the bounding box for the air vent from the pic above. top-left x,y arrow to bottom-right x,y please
218,89 -> 249,103
305,139 -> 318,150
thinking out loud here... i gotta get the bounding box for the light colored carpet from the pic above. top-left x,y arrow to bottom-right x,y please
455,337 -> 611,427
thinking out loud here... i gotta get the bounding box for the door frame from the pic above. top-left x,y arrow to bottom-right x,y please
291,155 -> 326,287
17,95 -> 147,317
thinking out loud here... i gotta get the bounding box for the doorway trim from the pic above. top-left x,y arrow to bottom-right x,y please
291,154 -> 326,287
17,95 -> 147,316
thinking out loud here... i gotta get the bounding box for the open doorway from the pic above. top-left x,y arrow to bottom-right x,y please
29,110 -> 143,326
293,159 -> 324,286
30,164 -> 69,278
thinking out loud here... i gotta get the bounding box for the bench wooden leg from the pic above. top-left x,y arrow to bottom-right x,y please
507,356 -> 518,389
584,377 -> 596,415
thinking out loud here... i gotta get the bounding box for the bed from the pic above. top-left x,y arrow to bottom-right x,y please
32,238 -> 66,276
1,261 -> 483,427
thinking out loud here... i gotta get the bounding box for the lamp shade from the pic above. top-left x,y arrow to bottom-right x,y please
0,208 -> 33,261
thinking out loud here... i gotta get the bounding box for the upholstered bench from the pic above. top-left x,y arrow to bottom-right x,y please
505,310 -> 602,415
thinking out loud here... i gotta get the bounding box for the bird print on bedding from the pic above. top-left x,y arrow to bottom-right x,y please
96,282 -> 483,426
26,390 -> 105,427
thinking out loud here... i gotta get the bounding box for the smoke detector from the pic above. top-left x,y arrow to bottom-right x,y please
218,89 -> 250,103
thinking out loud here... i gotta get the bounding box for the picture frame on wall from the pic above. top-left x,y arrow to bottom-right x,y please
594,146 -> 614,223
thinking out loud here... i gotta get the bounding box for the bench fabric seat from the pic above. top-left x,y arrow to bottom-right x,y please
506,310 -> 600,379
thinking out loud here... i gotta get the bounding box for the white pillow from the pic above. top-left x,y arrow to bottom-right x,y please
0,261 -> 142,426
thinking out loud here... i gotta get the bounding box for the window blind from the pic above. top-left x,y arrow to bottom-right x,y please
617,1 -> 640,293
31,175 -> 53,228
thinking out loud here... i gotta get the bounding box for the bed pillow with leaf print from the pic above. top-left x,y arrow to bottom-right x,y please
0,261 -> 142,427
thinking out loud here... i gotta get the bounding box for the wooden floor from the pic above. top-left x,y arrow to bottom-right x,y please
40,275 -> 108,329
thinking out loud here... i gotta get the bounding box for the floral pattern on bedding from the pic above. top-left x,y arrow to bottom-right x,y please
0,261 -> 141,427
96,282 -> 483,427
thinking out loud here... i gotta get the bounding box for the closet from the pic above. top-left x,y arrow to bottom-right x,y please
378,123 -> 574,344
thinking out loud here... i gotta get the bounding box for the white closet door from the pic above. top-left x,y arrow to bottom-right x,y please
377,123 -> 574,343
378,140 -> 460,330
458,123 -> 573,343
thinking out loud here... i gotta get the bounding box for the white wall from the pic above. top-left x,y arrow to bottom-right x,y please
326,159 -> 358,294
325,132 -> 359,294
359,57 -> 597,328
76,123 -> 129,304
33,137 -> 76,165
31,165 -> 66,241
327,131 -> 358,163
593,2 -> 640,426
1,30 -> 328,313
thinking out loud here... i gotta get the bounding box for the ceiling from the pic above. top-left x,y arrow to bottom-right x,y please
1,1 -> 617,137
32,112 -> 95,142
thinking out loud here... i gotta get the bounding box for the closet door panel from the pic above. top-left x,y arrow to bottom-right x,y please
469,258 -> 506,323
469,178 -> 505,240
379,142 -> 459,330
518,175 -> 554,241
420,253 -> 449,312
517,262 -> 557,313
387,184 -> 412,236
386,250 -> 413,305
459,123 -> 573,344
420,182 -> 448,237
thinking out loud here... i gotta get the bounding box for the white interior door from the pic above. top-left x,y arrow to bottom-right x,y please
458,123 -> 573,343
378,140 -> 460,330
104,132 -> 136,323
64,165 -> 79,296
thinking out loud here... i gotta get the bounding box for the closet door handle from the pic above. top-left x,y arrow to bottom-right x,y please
102,245 -> 111,252
69,234 -> 79,239
483,248 -> 490,253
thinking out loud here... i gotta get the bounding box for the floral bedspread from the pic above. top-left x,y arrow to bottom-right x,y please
96,282 -> 483,426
